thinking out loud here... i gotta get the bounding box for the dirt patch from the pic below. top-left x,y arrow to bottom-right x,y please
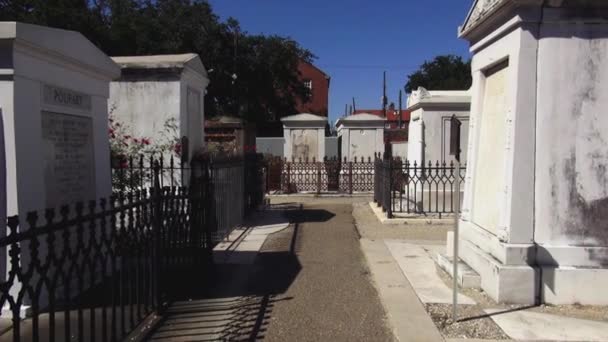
425,303 -> 510,340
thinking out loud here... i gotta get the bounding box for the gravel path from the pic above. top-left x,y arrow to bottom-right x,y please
251,202 -> 395,341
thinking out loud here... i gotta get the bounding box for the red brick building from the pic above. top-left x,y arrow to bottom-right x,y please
295,61 -> 330,116
257,60 -> 330,137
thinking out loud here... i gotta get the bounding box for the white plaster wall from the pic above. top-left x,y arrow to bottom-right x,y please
472,62 -> 509,236
441,114 -> 469,164
283,127 -> 291,159
338,125 -> 384,161
290,129 -> 319,161
109,80 -> 181,146
180,68 -> 206,155
406,107 -> 469,165
422,110 -> 443,163
284,126 -> 325,161
9,48 -> 113,217
463,23 -> 537,245
535,23 -> 608,248
256,137 -> 284,156
424,110 -> 470,164
0,82 -> 16,218
347,128 -> 379,160
407,118 -> 423,165
376,128 -> 384,157
317,128 -> 325,160
338,129 -> 350,160
392,142 -> 408,160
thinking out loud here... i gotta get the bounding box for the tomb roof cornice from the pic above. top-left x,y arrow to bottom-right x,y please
0,22 -> 120,81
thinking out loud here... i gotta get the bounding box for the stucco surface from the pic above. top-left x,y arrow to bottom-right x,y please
347,129 -> 379,160
256,137 -> 284,157
535,24 -> 608,249
472,62 -> 508,236
110,81 -> 180,140
291,129 -> 319,161
407,118 -> 423,165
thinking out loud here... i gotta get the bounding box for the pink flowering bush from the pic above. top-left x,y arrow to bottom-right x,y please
109,112 -> 183,192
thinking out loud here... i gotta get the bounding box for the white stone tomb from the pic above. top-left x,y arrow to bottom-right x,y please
455,0 -> 608,305
0,22 -> 120,217
281,113 -> 327,161
406,87 -> 471,165
110,54 -> 209,162
335,113 -> 385,162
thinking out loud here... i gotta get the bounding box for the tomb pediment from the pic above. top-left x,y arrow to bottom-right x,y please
461,0 -> 508,35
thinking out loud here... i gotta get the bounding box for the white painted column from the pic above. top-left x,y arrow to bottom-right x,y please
283,127 -> 291,160
461,71 -> 484,222
502,23 -> 538,244
376,127 -> 384,157
317,128 -> 325,160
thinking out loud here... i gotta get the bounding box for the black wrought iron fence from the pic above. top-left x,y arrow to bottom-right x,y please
374,155 -> 466,217
0,185 -> 204,341
263,156 -> 376,194
111,153 -> 265,241
0,154 -> 265,342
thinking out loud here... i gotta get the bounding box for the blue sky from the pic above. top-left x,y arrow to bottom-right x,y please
208,0 -> 473,124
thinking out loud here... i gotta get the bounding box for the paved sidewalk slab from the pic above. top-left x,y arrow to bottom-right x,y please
369,202 -> 454,225
486,308 -> 608,341
213,210 -> 289,264
385,240 -> 475,305
360,239 -> 444,342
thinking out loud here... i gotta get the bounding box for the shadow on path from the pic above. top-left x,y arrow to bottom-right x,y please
145,204 -> 308,341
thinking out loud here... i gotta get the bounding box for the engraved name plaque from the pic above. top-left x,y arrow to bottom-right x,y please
42,112 -> 96,209
43,84 -> 92,111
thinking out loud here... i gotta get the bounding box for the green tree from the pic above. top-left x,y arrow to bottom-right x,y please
405,55 -> 472,93
0,0 -> 314,123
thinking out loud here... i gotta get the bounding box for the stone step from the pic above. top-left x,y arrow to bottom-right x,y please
435,253 -> 481,289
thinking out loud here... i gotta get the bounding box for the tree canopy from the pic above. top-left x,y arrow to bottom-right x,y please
404,55 -> 472,93
0,0 -> 314,124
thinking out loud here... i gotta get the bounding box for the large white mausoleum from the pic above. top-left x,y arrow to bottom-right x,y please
455,0 -> 608,304
0,22 -> 120,217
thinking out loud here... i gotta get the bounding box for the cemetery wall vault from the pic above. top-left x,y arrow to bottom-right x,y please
455,0 -> 608,305
0,22 -> 120,218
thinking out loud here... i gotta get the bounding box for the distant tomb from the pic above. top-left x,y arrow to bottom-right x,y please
335,113 -> 385,162
281,113 -> 327,161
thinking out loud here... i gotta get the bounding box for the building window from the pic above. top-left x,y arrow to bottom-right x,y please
304,79 -> 312,90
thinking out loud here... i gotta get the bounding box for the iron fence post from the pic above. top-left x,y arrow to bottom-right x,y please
387,157 -> 393,218
349,161 -> 353,194
317,161 -> 322,194
286,162 -> 291,193
152,161 -> 163,311
203,157 -> 213,253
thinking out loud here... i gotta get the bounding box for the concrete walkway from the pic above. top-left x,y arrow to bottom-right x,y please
144,200 -> 395,341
